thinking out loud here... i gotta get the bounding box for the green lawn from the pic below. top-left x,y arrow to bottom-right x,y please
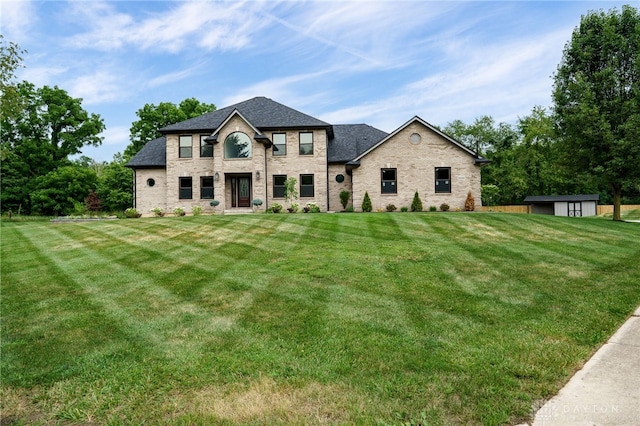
2,213 -> 639,425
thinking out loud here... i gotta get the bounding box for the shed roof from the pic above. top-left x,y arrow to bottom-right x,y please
524,194 -> 600,203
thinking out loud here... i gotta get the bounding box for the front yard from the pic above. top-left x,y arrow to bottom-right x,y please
1,212 -> 639,425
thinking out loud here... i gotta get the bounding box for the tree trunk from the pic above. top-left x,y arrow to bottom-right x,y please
612,187 -> 622,221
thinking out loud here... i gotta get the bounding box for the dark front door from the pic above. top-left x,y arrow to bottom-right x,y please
231,175 -> 252,208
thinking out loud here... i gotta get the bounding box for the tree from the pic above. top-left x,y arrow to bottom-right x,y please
125,98 -> 216,160
553,5 -> 640,221
411,191 -> 423,212
31,165 -> 98,216
362,192 -> 372,212
0,35 -> 26,121
0,82 -> 105,213
96,154 -> 133,213
284,177 -> 298,208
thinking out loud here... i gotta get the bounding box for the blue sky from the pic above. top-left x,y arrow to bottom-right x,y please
2,0 -> 631,162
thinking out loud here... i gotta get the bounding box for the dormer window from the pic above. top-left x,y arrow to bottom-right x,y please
224,132 -> 252,159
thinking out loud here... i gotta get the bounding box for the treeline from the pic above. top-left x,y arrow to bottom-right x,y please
441,106 -> 639,206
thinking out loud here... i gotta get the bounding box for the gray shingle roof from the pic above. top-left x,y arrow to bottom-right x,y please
328,124 -> 389,163
159,96 -> 331,133
125,136 -> 166,168
524,194 -> 600,203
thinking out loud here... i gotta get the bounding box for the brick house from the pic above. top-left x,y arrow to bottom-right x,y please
126,97 -> 488,214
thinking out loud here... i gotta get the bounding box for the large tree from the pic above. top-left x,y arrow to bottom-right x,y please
553,5 -> 640,221
0,35 -> 26,121
124,98 -> 216,160
0,82 -> 105,213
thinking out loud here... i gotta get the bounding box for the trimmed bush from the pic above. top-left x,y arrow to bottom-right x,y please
362,192 -> 372,212
386,204 -> 397,212
429,205 -> 437,212
124,208 -> 141,218
400,206 -> 409,212
271,202 -> 283,213
339,190 -> 350,210
440,203 -> 450,212
464,191 -> 475,211
411,191 -> 423,212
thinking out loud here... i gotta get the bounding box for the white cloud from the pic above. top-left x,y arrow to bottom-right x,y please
0,0 -> 36,43
100,125 -> 129,147
64,1 -> 271,53
67,70 -> 132,105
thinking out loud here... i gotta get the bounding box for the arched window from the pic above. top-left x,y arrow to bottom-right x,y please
224,132 -> 252,159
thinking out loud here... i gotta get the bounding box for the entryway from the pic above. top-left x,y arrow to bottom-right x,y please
230,174 -> 252,208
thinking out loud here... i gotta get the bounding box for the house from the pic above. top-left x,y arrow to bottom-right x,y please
126,97 -> 489,214
524,194 -> 600,217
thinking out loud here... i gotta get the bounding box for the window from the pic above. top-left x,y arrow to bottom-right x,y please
224,132 -> 252,159
273,175 -> 286,198
179,177 -> 192,199
299,132 -> 313,155
273,133 -> 286,156
381,168 -> 397,194
200,135 -> 213,157
300,174 -> 314,197
147,178 -> 155,187
179,135 -> 192,158
435,167 -> 451,193
200,176 -> 214,199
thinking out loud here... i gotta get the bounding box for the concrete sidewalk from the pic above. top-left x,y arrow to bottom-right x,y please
522,306 -> 640,425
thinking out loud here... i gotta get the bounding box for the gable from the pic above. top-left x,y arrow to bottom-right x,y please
354,116 -> 488,164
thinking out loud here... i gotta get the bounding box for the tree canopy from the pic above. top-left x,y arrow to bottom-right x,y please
1,82 -> 105,214
124,98 -> 216,160
553,5 -> 640,220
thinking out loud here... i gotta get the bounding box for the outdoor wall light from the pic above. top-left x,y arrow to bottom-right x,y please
214,172 -> 219,181
256,171 -> 261,180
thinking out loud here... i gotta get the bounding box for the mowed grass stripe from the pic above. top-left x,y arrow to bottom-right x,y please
12,224 -> 238,366
1,214 -> 639,425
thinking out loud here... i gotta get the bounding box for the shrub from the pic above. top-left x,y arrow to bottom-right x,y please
362,192 -> 372,212
192,206 -> 203,216
464,191 -> 475,211
173,207 -> 186,216
339,190 -> 350,210
209,200 -> 220,207
85,190 -> 101,215
429,205 -> 437,212
151,207 -> 165,217
288,203 -> 299,213
306,202 -> 320,213
252,199 -> 263,207
124,208 -> 141,218
411,191 -> 423,212
271,202 -> 283,213
400,206 -> 409,212
440,203 -> 450,212
386,204 -> 397,212
345,206 -> 354,213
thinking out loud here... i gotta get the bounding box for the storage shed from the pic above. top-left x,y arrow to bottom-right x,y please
524,194 -> 600,217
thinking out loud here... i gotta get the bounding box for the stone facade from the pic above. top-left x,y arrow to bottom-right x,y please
351,120 -> 482,212
128,98 -> 485,215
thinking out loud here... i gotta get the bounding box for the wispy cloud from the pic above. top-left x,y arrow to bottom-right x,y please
64,1 -> 271,53
0,0 -> 37,43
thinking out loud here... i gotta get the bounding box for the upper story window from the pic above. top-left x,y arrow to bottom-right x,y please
200,135 -> 213,157
179,135 -> 192,158
299,132 -> 313,155
224,132 -> 252,159
435,167 -> 451,193
381,168 -> 397,194
273,133 -> 286,156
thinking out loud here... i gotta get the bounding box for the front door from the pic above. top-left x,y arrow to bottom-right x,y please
231,175 -> 252,207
